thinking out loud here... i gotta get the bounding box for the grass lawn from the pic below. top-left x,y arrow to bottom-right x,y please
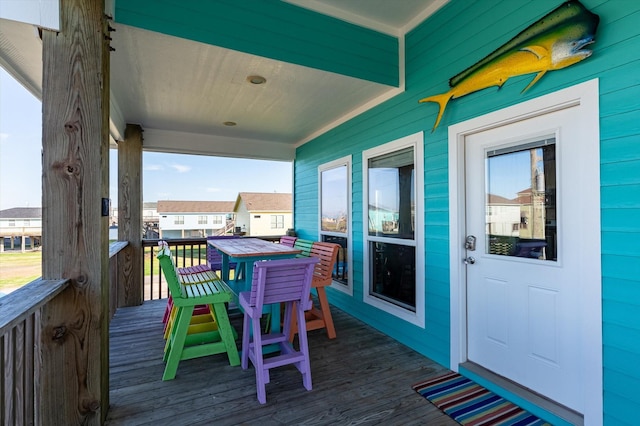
1,246 -> 210,293
0,250 -> 42,291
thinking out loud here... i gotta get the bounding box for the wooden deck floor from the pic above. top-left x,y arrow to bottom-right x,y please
106,299 -> 457,425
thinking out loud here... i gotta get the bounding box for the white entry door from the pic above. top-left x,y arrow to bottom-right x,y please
464,105 -> 594,413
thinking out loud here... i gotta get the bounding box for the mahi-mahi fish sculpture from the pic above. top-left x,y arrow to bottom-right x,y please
419,0 -> 599,131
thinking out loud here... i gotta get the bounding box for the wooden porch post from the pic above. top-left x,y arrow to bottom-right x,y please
117,124 -> 143,306
40,0 -> 110,424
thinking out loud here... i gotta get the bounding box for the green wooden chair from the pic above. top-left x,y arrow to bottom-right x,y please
293,238 -> 314,257
157,244 -> 240,381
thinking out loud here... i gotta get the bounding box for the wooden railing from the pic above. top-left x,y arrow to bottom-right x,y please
109,241 -> 129,319
0,278 -> 70,425
142,236 -> 281,301
0,241 -> 129,424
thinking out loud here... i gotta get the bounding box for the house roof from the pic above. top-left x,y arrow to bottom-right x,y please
156,200 -> 235,214
234,192 -> 292,212
486,194 -> 518,205
0,207 -> 42,219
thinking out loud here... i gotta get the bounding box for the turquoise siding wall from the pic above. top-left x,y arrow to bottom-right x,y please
294,0 -> 640,424
115,0 -> 399,86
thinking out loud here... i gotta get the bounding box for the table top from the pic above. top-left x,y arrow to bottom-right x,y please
207,238 -> 300,258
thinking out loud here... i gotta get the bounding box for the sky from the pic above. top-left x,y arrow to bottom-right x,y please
0,67 -> 292,210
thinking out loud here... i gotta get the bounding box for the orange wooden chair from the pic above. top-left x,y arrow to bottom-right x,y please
289,241 -> 340,340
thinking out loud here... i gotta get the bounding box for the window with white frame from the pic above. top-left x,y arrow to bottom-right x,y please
198,216 -> 207,225
319,155 -> 352,294
212,216 -> 223,225
271,215 -> 284,229
363,132 -> 424,327
174,216 -> 184,225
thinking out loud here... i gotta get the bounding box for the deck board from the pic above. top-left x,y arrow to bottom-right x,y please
106,299 -> 457,425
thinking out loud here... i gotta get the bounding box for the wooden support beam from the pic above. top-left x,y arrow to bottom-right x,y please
117,124 -> 143,306
40,0 -> 110,424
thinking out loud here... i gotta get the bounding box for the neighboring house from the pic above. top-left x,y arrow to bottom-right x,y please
233,192 -> 292,237
0,207 -> 42,252
157,200 -> 235,238
486,194 -> 520,237
109,202 -> 159,239
142,202 -> 159,239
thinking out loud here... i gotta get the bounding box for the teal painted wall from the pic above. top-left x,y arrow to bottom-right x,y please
114,0 -> 399,86
294,0 -> 640,424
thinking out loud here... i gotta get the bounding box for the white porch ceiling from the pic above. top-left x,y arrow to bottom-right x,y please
0,0 -> 447,161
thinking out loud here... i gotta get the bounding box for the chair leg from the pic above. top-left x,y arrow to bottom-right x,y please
287,307 -> 297,342
316,287 -> 336,339
241,313 -> 251,370
281,301 -> 294,338
211,301 -> 240,366
163,305 -> 194,381
251,316 -> 268,404
295,305 -> 312,391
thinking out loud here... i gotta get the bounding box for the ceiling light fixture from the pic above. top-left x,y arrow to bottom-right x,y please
223,121 -> 236,126
247,75 -> 266,85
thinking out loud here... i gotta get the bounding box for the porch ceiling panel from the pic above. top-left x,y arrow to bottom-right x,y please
0,0 -> 447,161
0,18 -> 42,98
109,24 -> 392,158
113,0 -> 400,86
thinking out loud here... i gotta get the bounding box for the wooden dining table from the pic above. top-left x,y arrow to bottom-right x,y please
206,237 -> 301,335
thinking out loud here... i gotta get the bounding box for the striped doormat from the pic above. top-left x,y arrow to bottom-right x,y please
412,372 -> 551,426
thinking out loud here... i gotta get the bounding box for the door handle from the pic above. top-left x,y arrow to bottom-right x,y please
463,256 -> 476,265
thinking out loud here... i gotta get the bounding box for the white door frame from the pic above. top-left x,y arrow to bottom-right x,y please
448,79 -> 602,424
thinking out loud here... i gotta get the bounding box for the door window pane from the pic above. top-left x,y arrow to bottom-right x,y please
368,146 -> 414,239
486,138 -> 557,261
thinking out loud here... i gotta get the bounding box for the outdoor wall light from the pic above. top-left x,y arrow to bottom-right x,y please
223,121 -> 236,126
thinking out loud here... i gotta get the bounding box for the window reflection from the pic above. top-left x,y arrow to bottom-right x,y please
486,138 -> 557,261
319,160 -> 350,289
370,242 -> 416,310
322,235 -> 348,285
321,166 -> 348,233
368,147 -> 415,239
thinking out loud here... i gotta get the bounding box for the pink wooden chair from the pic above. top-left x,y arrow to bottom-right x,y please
279,235 -> 297,247
239,256 -> 319,404
206,235 -> 239,274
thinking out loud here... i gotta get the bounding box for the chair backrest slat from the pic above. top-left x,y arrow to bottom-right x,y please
247,257 -> 319,309
156,245 -> 184,300
293,239 -> 314,257
279,236 -> 297,247
309,242 -> 340,286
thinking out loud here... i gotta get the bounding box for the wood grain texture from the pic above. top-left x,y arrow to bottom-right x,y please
106,299 -> 456,425
40,0 -> 109,424
118,124 -> 143,307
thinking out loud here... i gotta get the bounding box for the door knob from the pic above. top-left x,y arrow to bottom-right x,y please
463,256 -> 476,265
